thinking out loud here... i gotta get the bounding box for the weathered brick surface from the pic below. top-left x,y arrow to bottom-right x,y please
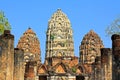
1,10 -> 118,80
24,61 -> 37,80
112,34 -> 120,57
101,48 -> 112,64
14,48 -> 24,80
17,28 -> 41,62
80,30 -> 104,64
101,48 -> 112,80
112,34 -> 120,80
0,30 -> 14,80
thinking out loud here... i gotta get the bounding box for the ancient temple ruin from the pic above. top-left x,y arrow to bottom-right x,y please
0,9 -> 120,80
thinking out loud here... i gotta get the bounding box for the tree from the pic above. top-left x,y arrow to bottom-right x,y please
0,11 -> 11,35
105,17 -> 120,36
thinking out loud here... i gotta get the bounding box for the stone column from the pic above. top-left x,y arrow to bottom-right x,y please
14,48 -> 24,80
101,48 -> 112,80
34,64 -> 39,80
111,34 -> 120,80
24,61 -> 37,80
93,57 -> 101,80
0,30 -> 14,80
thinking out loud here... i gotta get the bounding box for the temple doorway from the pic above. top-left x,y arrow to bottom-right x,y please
76,76 -> 85,80
39,76 -> 47,80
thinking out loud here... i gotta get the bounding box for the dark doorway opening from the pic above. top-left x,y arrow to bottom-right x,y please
39,76 -> 47,80
76,76 -> 85,80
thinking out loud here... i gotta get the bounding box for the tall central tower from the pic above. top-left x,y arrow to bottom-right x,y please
45,9 -> 74,58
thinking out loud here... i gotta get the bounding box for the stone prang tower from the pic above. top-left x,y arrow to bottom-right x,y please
17,28 -> 41,63
80,30 -> 104,64
46,9 -> 74,59
17,28 -> 41,80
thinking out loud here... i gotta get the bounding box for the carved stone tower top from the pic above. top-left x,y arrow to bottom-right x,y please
46,9 -> 74,58
80,30 -> 104,64
48,9 -> 71,28
17,28 -> 41,62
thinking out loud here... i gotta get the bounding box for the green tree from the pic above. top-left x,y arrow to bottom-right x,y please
0,11 -> 11,35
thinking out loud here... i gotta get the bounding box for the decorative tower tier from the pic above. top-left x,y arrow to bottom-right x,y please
45,9 -> 74,58
17,28 -> 41,62
80,30 -> 104,64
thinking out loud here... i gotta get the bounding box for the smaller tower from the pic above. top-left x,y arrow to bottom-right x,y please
17,28 -> 41,80
80,30 -> 104,64
17,28 -> 41,63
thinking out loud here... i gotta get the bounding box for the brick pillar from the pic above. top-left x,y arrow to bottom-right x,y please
111,34 -> 120,80
101,48 -> 112,80
24,61 -> 37,80
94,56 -> 101,80
0,30 -> 14,80
14,48 -> 24,80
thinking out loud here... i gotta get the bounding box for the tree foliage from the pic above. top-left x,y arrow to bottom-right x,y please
105,17 -> 120,36
0,11 -> 11,35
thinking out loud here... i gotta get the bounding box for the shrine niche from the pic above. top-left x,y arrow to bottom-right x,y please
57,43 -> 64,47
55,65 -> 66,73
75,64 -> 85,75
90,56 -> 95,63
52,62 -> 67,74
57,35 -> 62,39
57,52 -> 62,57
76,66 -> 84,74
38,65 -> 47,74
58,29 -> 62,33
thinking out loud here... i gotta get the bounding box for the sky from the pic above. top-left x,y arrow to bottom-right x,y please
0,0 -> 120,63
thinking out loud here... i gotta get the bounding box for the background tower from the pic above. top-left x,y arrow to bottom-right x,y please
45,9 -> 74,58
17,28 -> 41,80
80,30 -> 104,64
17,28 -> 41,63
